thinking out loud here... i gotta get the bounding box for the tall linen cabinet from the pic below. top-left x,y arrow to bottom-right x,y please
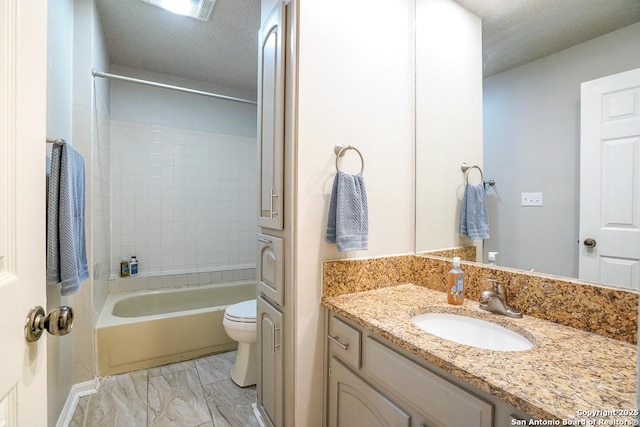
256,1 -> 296,426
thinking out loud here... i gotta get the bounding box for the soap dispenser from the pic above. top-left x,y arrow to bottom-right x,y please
447,257 -> 464,305
488,252 -> 499,265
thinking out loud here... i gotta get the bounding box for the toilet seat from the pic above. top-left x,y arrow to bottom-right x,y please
224,299 -> 256,324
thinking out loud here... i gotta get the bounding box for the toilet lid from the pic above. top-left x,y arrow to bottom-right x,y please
225,299 -> 256,322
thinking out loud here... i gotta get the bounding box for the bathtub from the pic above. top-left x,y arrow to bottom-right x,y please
97,280 -> 256,376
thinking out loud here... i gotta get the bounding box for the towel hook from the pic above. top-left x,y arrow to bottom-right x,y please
335,144 -> 364,174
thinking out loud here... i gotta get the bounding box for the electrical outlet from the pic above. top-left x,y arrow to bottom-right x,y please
521,192 -> 543,206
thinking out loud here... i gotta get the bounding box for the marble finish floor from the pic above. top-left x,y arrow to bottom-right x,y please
70,351 -> 260,427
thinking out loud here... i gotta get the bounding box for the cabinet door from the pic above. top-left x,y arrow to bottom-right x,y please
328,357 -> 411,427
257,233 -> 284,306
365,338 -> 493,427
257,1 -> 285,230
257,296 -> 283,427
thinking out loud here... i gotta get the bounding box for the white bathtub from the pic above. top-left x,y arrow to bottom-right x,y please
97,280 -> 256,376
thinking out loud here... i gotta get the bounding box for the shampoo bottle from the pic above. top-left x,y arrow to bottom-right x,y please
120,259 -> 130,278
129,256 -> 138,277
447,257 -> 464,305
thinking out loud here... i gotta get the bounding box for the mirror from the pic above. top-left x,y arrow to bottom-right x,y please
415,0 -> 640,288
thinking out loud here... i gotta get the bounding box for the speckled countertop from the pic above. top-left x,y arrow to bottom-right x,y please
322,284 -> 637,421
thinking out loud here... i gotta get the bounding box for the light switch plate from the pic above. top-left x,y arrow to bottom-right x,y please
521,192 -> 543,206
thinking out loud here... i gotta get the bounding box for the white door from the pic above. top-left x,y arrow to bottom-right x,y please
0,1 -> 48,425
579,68 -> 640,290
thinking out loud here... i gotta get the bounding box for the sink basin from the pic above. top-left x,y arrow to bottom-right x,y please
411,313 -> 533,352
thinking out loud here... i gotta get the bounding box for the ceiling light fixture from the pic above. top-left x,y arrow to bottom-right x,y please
140,0 -> 216,21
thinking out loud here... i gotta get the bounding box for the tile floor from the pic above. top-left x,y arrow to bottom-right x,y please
70,351 -> 260,427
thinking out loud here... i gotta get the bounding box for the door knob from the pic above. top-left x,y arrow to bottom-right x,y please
24,305 -> 74,342
583,238 -> 597,248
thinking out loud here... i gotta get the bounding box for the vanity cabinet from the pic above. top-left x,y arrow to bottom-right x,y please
325,311 -> 532,427
328,357 -> 411,427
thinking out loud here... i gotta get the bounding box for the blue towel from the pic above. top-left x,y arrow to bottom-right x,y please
460,183 -> 489,240
47,143 -> 89,296
326,171 -> 368,252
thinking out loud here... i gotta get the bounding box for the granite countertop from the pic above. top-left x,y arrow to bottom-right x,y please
321,283 -> 637,422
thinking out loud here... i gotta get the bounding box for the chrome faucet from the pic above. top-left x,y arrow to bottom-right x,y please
479,278 -> 523,319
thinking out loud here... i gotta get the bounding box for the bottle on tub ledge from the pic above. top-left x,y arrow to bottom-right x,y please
447,256 -> 464,305
120,259 -> 130,277
129,256 -> 139,277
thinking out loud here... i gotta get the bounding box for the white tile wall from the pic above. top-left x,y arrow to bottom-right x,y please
107,267 -> 256,293
110,120 -> 257,279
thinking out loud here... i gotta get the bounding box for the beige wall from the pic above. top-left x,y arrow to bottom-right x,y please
46,1 -> 76,424
47,0 -> 109,424
415,0 -> 483,253
295,0 -> 415,424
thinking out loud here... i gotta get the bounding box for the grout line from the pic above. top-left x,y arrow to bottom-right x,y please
191,357 -> 216,426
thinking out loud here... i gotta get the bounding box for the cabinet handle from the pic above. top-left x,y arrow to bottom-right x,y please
258,237 -> 272,244
270,190 -> 279,219
273,326 -> 281,351
328,334 -> 349,350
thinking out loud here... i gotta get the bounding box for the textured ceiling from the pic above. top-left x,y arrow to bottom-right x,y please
95,0 -> 260,95
95,0 -> 640,95
454,0 -> 640,77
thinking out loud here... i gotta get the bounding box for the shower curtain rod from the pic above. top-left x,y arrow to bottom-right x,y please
92,70 -> 257,106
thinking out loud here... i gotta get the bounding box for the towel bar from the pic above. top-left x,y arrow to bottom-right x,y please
334,144 -> 364,174
461,162 -> 495,187
460,162 -> 496,187
46,138 -> 65,146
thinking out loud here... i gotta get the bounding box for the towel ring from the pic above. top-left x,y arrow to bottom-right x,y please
334,144 -> 364,174
461,162 -> 484,185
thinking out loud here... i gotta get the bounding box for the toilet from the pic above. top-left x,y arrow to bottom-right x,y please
223,299 -> 257,387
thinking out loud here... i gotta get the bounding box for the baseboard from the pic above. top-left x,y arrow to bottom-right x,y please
55,378 -> 100,427
251,402 -> 266,427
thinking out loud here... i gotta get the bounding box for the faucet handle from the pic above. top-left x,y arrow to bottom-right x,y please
486,278 -> 506,300
486,278 -> 500,289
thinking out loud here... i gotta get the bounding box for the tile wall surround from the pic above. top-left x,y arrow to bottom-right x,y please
108,267 -> 256,294
322,253 -> 638,344
109,120 -> 257,280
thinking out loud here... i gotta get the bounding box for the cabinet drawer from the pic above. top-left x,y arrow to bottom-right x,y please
328,315 -> 361,369
257,233 -> 284,306
365,337 -> 493,427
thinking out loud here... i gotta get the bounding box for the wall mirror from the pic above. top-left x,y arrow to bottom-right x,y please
415,0 -> 640,290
